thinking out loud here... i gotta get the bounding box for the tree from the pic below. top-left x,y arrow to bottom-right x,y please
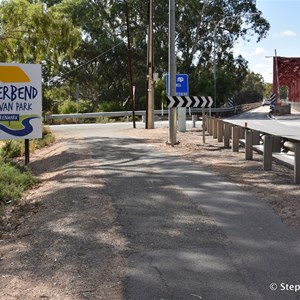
264,83 -> 273,98
0,0 -> 81,81
12,0 -> 270,112
235,71 -> 265,104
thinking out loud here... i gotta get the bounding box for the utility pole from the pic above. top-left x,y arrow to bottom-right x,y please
146,0 -> 154,129
213,36 -> 217,109
125,0 -> 136,128
168,0 -> 177,145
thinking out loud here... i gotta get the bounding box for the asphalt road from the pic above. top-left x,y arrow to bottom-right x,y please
51,122 -> 300,300
225,106 -> 300,141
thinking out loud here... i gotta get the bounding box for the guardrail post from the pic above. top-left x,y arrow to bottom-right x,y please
210,117 -> 214,136
263,135 -> 273,171
192,114 -> 197,128
239,127 -> 246,139
232,125 -> 239,152
272,136 -> 281,153
205,116 -> 208,133
207,117 -> 212,135
217,120 -> 223,142
213,118 -> 218,139
206,116 -> 209,133
294,142 -> 300,184
224,123 -> 231,148
252,131 -> 260,145
202,109 -> 206,132
245,130 -> 253,160
45,113 -> 50,124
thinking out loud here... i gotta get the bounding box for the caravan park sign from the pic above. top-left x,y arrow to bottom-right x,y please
0,63 -> 42,140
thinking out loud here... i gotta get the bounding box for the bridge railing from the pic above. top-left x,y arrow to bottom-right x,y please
205,115 -> 300,184
45,102 -> 261,123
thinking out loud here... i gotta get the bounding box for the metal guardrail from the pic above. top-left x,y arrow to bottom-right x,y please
45,108 -> 230,122
236,102 -> 262,112
206,116 -> 300,184
45,102 -> 261,123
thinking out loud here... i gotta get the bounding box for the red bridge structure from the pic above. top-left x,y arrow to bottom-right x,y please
273,56 -> 300,102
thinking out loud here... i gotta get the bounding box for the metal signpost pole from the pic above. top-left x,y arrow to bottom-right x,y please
168,0 -> 177,145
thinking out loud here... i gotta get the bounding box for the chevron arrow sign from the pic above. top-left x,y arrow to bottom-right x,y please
167,96 -> 213,108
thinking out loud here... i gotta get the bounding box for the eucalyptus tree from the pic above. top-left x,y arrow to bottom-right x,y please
39,0 -> 270,110
43,0 -> 131,111
151,0 -> 269,105
0,0 -> 81,81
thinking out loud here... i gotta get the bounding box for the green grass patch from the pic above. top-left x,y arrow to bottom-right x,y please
0,126 -> 55,214
0,160 -> 37,206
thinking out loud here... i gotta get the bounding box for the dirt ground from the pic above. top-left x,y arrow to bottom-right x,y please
0,124 -> 299,299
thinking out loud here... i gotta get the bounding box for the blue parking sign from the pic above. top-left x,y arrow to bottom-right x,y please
166,74 -> 189,96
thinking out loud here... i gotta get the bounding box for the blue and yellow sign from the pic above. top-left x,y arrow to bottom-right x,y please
0,64 -> 42,140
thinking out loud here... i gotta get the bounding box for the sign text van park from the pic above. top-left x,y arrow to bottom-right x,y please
0,64 -> 42,140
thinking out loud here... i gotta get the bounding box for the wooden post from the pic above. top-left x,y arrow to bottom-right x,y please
252,130 -> 260,145
263,135 -> 273,171
232,126 -> 239,152
294,142 -> 300,184
272,136 -> 281,153
208,117 -> 213,135
213,118 -> 218,139
245,130 -> 253,160
217,119 -> 223,142
224,123 -> 231,149
239,127 -> 246,139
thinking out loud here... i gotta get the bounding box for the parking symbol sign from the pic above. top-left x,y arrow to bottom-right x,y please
166,74 -> 189,96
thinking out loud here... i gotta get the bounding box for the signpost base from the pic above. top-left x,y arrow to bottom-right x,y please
178,107 -> 186,132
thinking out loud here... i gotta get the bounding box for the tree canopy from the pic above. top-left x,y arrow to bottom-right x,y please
0,0 -> 270,112
0,0 -> 81,79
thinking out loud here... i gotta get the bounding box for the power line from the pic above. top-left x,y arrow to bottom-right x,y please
46,40 -> 125,84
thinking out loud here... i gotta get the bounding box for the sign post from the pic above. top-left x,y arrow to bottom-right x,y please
0,63 -> 42,163
168,0 -> 177,145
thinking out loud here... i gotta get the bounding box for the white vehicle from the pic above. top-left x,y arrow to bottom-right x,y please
262,98 -> 271,106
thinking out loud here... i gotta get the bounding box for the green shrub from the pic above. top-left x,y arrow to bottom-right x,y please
58,99 -> 78,114
98,100 -> 123,112
0,162 -> 37,205
0,127 -> 54,206
0,140 -> 23,158
34,126 -> 56,149
0,126 -> 55,158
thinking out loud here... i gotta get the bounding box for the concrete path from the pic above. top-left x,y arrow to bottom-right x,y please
51,123 -> 300,299
81,129 -> 300,299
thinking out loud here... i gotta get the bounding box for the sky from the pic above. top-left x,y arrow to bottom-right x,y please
233,0 -> 300,83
